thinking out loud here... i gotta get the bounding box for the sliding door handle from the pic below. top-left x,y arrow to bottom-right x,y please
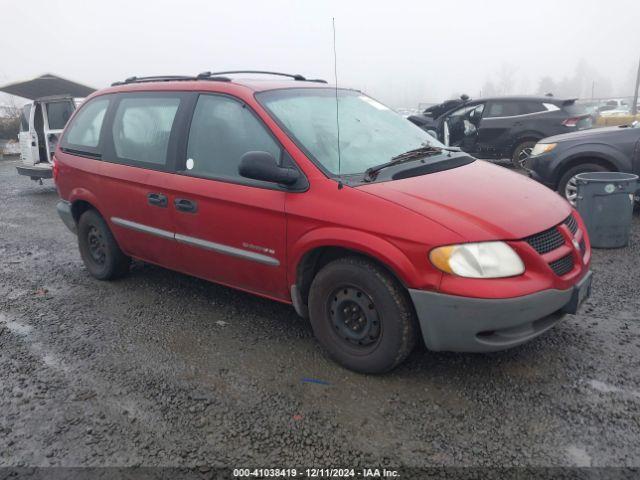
147,192 -> 168,207
174,198 -> 198,213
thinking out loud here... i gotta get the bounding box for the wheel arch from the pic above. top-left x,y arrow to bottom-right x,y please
290,229 -> 421,318
554,154 -> 620,189
68,189 -> 104,224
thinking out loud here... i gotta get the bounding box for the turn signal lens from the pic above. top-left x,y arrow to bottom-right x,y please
429,242 -> 525,279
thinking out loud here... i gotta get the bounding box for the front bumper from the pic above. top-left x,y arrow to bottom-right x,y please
56,200 -> 77,234
409,271 -> 592,352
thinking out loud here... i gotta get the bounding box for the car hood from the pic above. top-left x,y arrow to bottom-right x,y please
544,125 -> 637,143
357,160 -> 571,241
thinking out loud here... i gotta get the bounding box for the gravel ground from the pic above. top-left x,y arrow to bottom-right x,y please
1,157 -> 639,469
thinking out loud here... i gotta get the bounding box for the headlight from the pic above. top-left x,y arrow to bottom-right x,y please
429,241 -> 525,279
530,143 -> 557,157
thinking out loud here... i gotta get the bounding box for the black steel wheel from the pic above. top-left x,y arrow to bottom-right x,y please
78,209 -> 131,280
329,285 -> 381,349
308,256 -> 417,374
86,226 -> 107,265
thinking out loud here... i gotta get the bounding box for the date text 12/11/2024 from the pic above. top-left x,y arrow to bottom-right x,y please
233,468 -> 400,477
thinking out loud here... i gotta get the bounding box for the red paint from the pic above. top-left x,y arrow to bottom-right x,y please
55,79 -> 590,305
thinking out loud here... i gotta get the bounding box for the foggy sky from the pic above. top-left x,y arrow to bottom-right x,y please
1,0 -> 639,108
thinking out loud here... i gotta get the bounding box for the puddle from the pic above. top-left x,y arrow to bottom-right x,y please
0,312 -> 33,336
588,380 -> 622,394
586,379 -> 640,399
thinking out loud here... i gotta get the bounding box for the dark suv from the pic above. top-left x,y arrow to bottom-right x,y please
527,121 -> 640,204
408,96 -> 592,168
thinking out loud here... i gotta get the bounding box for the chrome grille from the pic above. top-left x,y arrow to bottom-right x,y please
549,254 -> 574,276
525,226 -> 565,254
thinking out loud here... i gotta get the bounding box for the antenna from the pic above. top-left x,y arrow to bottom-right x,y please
332,17 -> 342,176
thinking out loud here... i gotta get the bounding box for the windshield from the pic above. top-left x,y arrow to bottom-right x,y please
257,88 -> 445,175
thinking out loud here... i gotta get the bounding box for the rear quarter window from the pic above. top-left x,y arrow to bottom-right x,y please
562,103 -> 588,115
61,97 -> 110,150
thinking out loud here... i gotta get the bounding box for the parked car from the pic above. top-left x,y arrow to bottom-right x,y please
408,96 -> 593,168
597,98 -> 629,115
527,121 -> 640,204
0,74 -> 95,181
54,71 -> 592,373
407,95 -> 469,132
15,96 -> 77,180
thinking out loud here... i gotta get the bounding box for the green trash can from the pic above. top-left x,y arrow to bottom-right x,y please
575,172 -> 638,248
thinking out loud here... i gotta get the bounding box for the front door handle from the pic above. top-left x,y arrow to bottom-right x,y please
174,198 -> 198,213
147,192 -> 168,208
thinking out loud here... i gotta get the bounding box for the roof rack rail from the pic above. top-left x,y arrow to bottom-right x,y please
111,75 -> 230,86
197,70 -> 327,83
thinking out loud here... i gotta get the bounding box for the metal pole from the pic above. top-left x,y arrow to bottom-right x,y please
632,56 -> 640,116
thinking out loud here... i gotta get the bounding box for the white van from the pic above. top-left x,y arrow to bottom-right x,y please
0,74 -> 94,182
17,96 -> 78,181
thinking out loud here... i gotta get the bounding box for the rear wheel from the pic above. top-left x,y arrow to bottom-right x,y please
558,163 -> 609,206
78,209 -> 130,280
511,141 -> 537,169
308,256 -> 417,374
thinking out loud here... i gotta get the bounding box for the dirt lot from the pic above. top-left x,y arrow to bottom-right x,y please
1,157 -> 639,469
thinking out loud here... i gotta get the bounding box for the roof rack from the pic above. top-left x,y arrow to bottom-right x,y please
197,70 -> 327,83
111,70 -> 327,87
111,75 -> 230,86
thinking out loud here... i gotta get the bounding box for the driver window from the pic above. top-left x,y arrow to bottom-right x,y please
186,95 -> 281,180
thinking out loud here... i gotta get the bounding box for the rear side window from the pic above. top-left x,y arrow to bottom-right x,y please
111,96 -> 180,166
62,97 -> 109,149
185,95 -> 280,180
519,101 -> 546,115
484,102 -> 521,118
46,101 -> 75,130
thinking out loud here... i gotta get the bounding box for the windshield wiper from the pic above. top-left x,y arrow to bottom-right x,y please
364,145 -> 445,182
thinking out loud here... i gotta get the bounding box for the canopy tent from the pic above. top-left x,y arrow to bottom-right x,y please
0,74 -> 95,100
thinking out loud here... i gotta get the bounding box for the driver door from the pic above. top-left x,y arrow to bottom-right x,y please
439,103 -> 484,154
170,93 -> 290,301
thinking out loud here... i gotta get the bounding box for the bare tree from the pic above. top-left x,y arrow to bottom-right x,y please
481,80 -> 498,97
536,76 -> 557,96
497,63 -> 518,95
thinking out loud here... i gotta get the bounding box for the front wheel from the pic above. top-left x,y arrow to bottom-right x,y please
557,163 -> 609,206
511,141 -> 537,169
308,257 -> 417,374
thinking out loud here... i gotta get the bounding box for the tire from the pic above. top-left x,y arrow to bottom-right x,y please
511,140 -> 537,169
308,256 -> 417,374
77,209 -> 130,280
557,163 -> 609,206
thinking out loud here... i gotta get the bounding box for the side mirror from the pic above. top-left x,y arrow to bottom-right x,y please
238,151 -> 300,186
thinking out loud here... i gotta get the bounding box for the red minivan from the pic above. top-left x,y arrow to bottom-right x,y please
54,71 -> 592,373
